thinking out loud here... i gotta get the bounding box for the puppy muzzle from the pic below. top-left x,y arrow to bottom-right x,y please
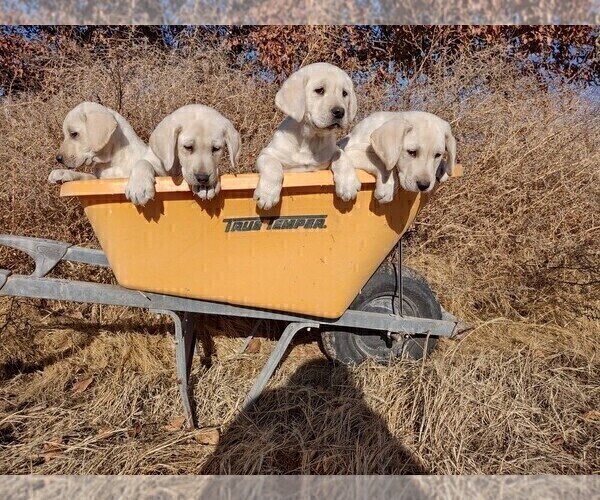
57,154 -> 83,169
195,173 -> 211,185
189,172 -> 217,192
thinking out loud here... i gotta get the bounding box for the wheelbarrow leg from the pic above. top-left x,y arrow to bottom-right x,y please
243,321 -> 318,410
152,309 -> 197,429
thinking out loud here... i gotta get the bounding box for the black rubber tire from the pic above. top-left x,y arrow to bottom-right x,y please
320,263 -> 442,365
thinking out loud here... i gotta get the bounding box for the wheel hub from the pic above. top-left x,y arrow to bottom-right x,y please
352,294 -> 418,359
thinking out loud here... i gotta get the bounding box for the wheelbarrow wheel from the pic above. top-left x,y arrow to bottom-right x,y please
320,263 -> 442,365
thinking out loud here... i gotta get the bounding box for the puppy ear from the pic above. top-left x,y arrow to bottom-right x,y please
275,70 -> 306,122
85,111 -> 117,152
348,85 -> 358,122
370,119 -> 411,171
441,123 -> 456,182
224,120 -> 242,169
149,116 -> 181,172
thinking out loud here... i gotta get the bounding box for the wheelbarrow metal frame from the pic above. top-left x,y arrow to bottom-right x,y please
0,234 -> 468,428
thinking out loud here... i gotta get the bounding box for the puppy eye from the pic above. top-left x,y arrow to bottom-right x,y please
70,131 -> 78,138
183,144 -> 193,152
407,150 -> 417,157
435,153 -> 442,159
342,90 -> 348,97
314,87 -> 325,95
212,146 -> 221,153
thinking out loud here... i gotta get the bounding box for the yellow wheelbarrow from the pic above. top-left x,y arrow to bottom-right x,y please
0,168 -> 467,428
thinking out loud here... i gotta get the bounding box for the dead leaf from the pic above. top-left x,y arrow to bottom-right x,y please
193,427 -> 220,445
43,436 -> 63,452
551,437 -> 565,446
581,410 -> 600,421
43,451 -> 62,462
245,338 -> 261,354
43,436 -> 64,462
72,376 -> 93,394
164,415 -> 186,432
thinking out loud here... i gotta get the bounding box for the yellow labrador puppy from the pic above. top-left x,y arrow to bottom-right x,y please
49,101 -> 147,184
126,104 -> 241,205
340,111 -> 456,203
254,62 -> 361,210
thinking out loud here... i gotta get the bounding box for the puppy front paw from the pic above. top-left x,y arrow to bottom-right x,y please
253,181 -> 281,210
374,183 -> 395,204
334,170 -> 361,202
48,169 -> 74,184
125,174 -> 155,206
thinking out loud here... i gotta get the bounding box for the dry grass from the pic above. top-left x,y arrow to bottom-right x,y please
0,300 -> 597,474
0,42 -> 599,474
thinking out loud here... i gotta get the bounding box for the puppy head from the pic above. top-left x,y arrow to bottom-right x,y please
275,62 -> 357,131
56,102 -> 118,169
149,105 -> 241,194
370,114 -> 456,193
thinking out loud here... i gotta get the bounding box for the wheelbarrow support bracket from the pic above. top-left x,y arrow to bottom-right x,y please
151,309 -> 197,429
243,322 -> 319,410
396,237 -> 403,317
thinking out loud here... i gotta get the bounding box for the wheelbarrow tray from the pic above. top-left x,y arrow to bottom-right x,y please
60,170 -> 437,319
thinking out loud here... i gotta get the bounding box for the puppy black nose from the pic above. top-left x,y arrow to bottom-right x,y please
331,107 -> 345,119
55,154 -> 63,164
195,173 -> 210,183
416,180 -> 430,192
